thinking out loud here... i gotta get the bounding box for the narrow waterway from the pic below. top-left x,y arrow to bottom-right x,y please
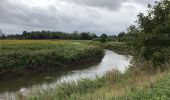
0,50 -> 132,99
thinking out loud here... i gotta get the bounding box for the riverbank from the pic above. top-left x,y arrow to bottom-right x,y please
0,40 -> 104,78
23,42 -> 170,100
103,42 -> 133,55
26,67 -> 170,100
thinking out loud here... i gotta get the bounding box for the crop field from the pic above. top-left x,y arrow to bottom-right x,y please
0,40 -> 104,77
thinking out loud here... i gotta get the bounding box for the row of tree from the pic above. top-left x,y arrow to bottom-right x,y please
0,31 -> 99,40
0,29 -> 122,41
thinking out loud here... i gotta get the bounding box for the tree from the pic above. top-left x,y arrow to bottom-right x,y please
118,32 -> 126,38
100,34 -> 107,42
133,0 -> 170,66
80,32 -> 90,40
5,30 -> 98,40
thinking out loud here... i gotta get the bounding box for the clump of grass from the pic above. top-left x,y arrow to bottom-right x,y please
55,77 -> 104,99
25,77 -> 105,100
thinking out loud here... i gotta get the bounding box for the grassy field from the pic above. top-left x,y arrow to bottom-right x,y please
0,40 -> 104,78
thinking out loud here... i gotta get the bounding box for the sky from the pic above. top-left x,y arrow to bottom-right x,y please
0,0 -> 156,35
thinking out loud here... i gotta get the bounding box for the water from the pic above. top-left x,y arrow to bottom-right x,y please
0,50 -> 131,99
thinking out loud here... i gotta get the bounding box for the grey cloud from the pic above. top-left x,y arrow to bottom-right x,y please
63,0 -> 126,10
0,0 -> 155,35
64,0 -> 156,10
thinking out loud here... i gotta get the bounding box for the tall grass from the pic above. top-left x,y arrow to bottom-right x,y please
0,40 -> 104,77
20,70 -> 122,100
23,65 -> 170,100
129,73 -> 170,99
24,79 -> 104,100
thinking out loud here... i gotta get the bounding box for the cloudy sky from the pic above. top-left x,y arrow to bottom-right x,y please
0,0 -> 156,35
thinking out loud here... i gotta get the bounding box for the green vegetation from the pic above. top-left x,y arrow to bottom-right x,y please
126,73 -> 170,99
104,42 -> 133,54
100,34 -> 108,43
129,0 -> 170,67
0,40 -> 104,78
28,76 -> 105,100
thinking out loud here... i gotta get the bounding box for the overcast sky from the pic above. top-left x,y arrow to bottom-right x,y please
0,0 -> 156,35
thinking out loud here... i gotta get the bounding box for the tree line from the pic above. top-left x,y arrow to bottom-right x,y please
0,31 -> 99,40
0,29 -> 122,41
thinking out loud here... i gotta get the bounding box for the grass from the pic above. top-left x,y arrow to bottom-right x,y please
103,42 -> 133,55
81,70 -> 166,100
28,77 -> 105,100
18,70 -> 121,100
0,40 -> 104,78
125,73 -> 170,100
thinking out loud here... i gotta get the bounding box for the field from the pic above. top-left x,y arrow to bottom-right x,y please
0,40 -> 104,78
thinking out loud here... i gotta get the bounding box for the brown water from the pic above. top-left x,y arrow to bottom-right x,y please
0,50 -> 131,99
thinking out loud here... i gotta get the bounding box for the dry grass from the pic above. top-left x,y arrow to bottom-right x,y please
64,68 -> 169,100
